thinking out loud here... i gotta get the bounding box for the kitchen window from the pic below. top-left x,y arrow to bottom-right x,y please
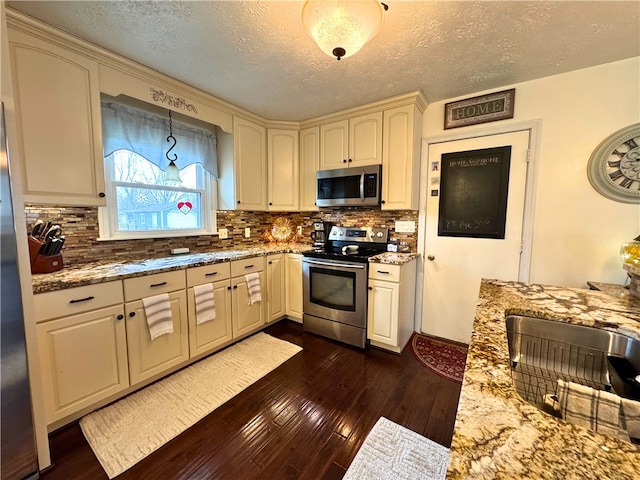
98,99 -> 218,240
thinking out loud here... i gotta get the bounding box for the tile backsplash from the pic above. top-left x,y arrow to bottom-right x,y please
25,205 -> 419,266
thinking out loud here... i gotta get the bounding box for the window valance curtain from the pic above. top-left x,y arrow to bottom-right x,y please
101,102 -> 218,177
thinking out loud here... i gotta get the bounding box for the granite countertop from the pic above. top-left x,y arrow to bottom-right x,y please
446,280 -> 640,479
32,243 -> 314,294
368,252 -> 420,265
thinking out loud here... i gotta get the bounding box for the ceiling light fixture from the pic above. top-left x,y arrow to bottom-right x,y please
164,110 -> 182,185
302,0 -> 387,61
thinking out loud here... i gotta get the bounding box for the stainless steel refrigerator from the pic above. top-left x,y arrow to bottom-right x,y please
0,102 -> 39,479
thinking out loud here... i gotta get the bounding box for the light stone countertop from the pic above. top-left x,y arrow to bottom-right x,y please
31,244 -> 314,294
446,279 -> 640,480
368,252 -> 420,265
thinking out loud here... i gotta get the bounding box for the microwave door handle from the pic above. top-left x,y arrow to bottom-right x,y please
360,171 -> 365,201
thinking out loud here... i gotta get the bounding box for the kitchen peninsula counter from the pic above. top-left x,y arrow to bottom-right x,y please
447,279 -> 640,480
31,244 -> 314,294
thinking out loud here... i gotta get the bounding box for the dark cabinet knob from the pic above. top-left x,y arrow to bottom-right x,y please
237,200 -> 241,204
269,202 -> 272,206
368,286 -> 373,290
233,285 -> 238,289
268,261 -> 272,264
117,314 -> 124,320
343,159 -> 347,163
227,286 -> 231,290
348,158 -> 352,163
129,311 -> 136,317
98,192 -> 106,198
381,200 -> 386,204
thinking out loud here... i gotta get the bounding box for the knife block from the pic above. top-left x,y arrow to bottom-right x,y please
28,236 -> 63,274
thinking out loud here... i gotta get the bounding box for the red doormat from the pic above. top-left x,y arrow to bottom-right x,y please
410,332 -> 468,384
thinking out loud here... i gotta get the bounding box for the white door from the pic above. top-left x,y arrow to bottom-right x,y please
421,130 -> 530,344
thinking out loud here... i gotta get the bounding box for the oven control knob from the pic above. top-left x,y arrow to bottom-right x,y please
376,232 -> 383,238
339,231 -> 344,236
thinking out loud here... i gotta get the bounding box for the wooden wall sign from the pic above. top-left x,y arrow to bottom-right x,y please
438,146 -> 512,239
444,89 -> 515,129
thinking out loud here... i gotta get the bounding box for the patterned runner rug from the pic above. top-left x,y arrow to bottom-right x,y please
343,417 -> 450,480
80,332 -> 302,479
410,332 -> 468,383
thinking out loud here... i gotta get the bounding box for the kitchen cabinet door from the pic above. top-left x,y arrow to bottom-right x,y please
125,290 -> 189,385
267,254 -> 286,323
319,119 -> 349,170
9,29 -> 106,206
349,111 -> 383,168
381,104 -> 421,210
231,272 -> 266,337
367,279 -> 400,347
267,129 -> 299,211
299,127 -> 320,211
187,279 -> 233,358
285,253 -> 303,322
37,305 -> 129,425
233,117 -> 267,210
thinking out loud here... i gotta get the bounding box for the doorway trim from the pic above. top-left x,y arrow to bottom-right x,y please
414,119 -> 542,332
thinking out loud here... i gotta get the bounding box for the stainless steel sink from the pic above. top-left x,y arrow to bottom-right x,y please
505,315 -> 640,416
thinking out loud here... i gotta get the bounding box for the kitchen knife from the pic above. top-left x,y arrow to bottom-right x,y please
43,225 -> 62,241
31,219 -> 44,237
39,221 -> 51,239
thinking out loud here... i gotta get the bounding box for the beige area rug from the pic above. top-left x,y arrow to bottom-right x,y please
80,332 -> 302,479
343,417 -> 450,480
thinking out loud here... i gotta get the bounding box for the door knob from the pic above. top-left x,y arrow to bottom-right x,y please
427,255 -> 435,261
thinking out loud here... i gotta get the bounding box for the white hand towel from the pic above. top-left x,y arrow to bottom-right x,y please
620,397 -> 640,440
193,283 -> 216,325
142,293 -> 173,341
557,379 -> 629,442
245,272 -> 262,305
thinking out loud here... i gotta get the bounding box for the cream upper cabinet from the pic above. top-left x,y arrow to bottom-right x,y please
285,253 -> 303,322
232,117 -> 267,210
381,104 -> 422,210
367,260 -> 417,354
267,254 -> 286,322
8,29 -> 106,206
299,127 -> 320,211
267,129 -> 299,211
319,119 -> 349,170
349,112 -> 383,168
319,112 -> 382,170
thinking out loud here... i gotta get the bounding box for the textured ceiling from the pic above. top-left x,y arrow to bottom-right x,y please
6,1 -> 640,121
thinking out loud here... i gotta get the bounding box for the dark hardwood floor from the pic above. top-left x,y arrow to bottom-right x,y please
40,321 -> 462,480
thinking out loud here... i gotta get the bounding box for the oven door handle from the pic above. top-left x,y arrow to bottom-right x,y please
303,259 -> 366,270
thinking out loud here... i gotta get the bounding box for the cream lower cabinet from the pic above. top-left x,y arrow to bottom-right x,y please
267,254 -> 286,323
285,253 -> 303,322
231,257 -> 266,337
123,271 -> 189,385
186,263 -> 233,357
367,259 -> 417,353
34,282 -> 127,425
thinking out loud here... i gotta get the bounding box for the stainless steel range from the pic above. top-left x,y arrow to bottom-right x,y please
302,226 -> 389,348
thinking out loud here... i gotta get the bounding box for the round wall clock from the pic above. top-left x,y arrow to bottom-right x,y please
587,123 -> 640,204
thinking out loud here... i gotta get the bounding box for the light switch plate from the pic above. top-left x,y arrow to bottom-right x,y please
395,221 -> 416,233
244,227 -> 251,238
218,228 -> 228,239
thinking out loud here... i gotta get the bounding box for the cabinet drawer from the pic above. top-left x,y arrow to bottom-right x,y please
123,270 -> 186,302
34,281 -> 123,322
369,264 -> 401,282
231,256 -> 265,277
186,262 -> 231,287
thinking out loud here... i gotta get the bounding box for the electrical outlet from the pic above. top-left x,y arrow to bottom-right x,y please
297,226 -> 303,235
395,221 -> 416,233
218,228 -> 228,239
244,227 -> 251,238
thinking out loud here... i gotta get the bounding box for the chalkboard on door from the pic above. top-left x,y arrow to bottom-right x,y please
438,146 -> 512,239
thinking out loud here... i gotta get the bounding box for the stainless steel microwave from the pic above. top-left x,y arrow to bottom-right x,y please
316,164 -> 382,207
